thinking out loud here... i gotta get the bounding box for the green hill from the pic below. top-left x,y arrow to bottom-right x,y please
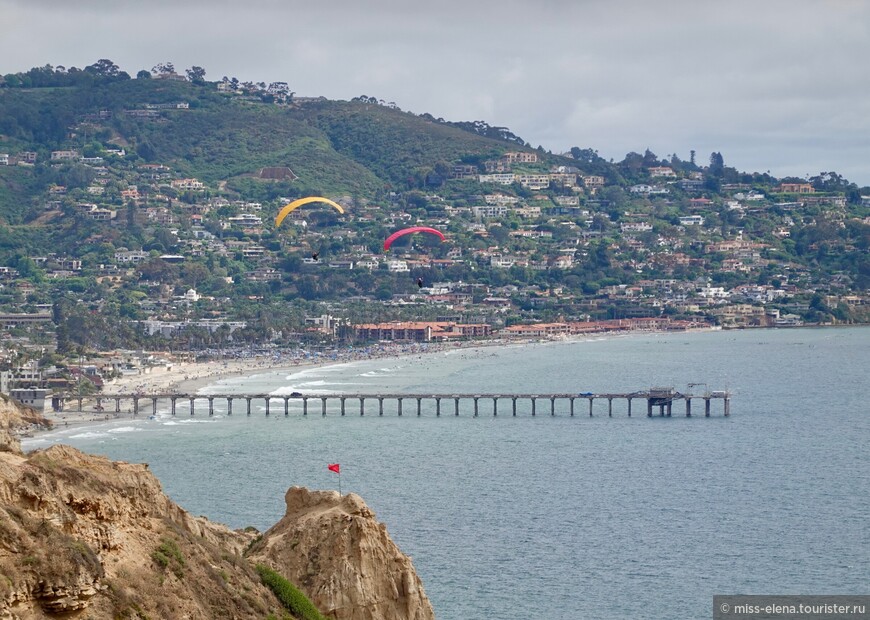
0,77 -> 522,208
0,64 -> 867,346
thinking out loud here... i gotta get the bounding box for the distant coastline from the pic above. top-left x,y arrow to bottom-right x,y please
25,322 -> 865,441
21,326 -> 728,439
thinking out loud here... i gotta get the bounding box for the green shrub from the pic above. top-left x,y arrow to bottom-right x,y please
151,538 -> 185,578
150,550 -> 169,569
255,564 -> 327,620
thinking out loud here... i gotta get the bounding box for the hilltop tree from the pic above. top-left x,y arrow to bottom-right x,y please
186,66 -> 207,83
619,152 -> 645,178
268,81 -> 290,95
642,149 -> 660,167
152,62 -> 175,76
709,152 -> 725,177
809,171 -> 852,193
569,147 -> 603,164
85,59 -> 121,78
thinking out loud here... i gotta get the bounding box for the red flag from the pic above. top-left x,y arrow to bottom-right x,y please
328,463 -> 340,474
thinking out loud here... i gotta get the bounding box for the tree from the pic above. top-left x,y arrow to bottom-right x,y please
709,152 -> 725,177
642,149 -> 660,167
181,263 -> 210,288
136,69 -> 152,79
620,152 -> 644,177
569,147 -> 602,164
138,259 -> 179,283
152,62 -> 175,76
268,81 -> 289,95
85,59 -> 120,78
136,140 -> 156,161
186,66 -> 207,83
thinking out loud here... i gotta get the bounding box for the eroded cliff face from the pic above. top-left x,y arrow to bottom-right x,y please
0,441 -> 279,619
248,487 -> 436,620
0,394 -> 50,454
0,399 -> 435,620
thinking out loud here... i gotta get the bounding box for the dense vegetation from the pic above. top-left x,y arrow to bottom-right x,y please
256,564 -> 327,620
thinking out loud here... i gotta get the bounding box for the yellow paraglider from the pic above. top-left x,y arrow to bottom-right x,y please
274,196 -> 345,228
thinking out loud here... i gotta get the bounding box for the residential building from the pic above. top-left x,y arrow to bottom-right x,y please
450,165 -> 478,179
479,173 -> 516,185
387,260 -> 410,272
778,183 -> 814,194
354,322 -> 433,342
171,178 -> 205,191
227,214 -> 263,227
484,194 -> 521,206
10,388 -> 51,412
50,150 -> 79,161
502,151 -> 538,163
622,221 -> 654,233
471,205 -> 509,218
581,175 -> 605,188
115,250 -> 150,263
515,174 -> 551,190
0,313 -> 52,328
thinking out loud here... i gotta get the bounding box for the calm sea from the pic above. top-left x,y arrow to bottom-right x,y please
24,327 -> 870,620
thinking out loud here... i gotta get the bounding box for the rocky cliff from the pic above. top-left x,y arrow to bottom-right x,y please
248,488 -> 435,620
0,398 -> 435,619
0,394 -> 50,454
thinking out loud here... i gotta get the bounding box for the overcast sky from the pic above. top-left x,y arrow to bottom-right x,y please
2,0 -> 869,186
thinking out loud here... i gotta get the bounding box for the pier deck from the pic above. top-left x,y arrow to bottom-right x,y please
53,388 -> 731,418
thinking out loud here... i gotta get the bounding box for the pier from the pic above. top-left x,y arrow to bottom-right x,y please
52,387 -> 730,418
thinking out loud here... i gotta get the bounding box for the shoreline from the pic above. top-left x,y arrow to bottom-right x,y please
23,327 -> 722,438
27,339 -> 519,434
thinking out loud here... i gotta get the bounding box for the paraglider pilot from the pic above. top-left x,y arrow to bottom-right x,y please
416,277 -> 424,289
312,251 -> 319,261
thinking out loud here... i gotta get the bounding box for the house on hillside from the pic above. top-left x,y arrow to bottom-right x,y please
50,150 -> 79,161
778,183 -> 814,194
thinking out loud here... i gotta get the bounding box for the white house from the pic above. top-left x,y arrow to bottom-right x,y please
387,260 -> 410,272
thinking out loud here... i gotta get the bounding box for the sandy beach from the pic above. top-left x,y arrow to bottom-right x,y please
28,339 -> 516,433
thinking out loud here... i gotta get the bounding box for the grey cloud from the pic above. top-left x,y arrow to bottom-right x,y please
1,0 -> 868,184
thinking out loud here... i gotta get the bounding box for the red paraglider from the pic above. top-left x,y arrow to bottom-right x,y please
383,226 -> 446,251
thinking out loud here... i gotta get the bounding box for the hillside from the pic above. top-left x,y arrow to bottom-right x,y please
0,63 -> 868,358
0,77 -> 521,208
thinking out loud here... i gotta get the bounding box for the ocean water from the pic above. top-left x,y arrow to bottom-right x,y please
24,328 -> 870,620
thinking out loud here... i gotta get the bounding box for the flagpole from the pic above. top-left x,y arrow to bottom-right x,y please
328,463 -> 341,495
